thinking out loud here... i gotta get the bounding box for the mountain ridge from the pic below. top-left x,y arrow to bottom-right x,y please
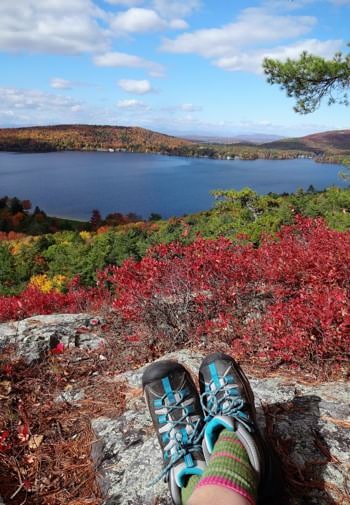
183,133 -> 284,144
0,125 -> 349,161
262,129 -> 350,153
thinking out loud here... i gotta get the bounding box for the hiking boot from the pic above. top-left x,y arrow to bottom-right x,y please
199,352 -> 283,503
142,360 -> 206,505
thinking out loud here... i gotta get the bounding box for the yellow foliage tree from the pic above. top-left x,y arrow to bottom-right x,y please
29,274 -> 66,293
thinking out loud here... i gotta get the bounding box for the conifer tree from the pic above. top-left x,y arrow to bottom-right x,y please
263,45 -> 350,113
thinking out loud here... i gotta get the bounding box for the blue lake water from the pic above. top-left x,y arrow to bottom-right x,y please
0,151 -> 347,219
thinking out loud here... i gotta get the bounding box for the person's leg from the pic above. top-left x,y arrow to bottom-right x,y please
189,486 -> 250,505
184,352 -> 281,505
187,428 -> 257,505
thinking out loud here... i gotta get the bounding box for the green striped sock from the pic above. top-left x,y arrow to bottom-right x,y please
196,429 -> 258,505
181,474 -> 201,505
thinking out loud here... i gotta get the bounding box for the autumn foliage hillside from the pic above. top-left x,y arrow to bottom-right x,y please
1,216 -> 349,372
0,124 -> 192,153
264,129 -> 350,157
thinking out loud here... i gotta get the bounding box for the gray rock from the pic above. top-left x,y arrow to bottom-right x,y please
119,349 -> 203,388
93,350 -> 350,505
55,387 -> 85,404
2,311 -> 347,505
0,313 -> 104,362
92,399 -> 171,505
75,330 -> 105,350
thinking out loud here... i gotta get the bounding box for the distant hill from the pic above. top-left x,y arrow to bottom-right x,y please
0,125 -> 349,163
263,129 -> 350,154
0,124 -> 193,153
185,134 -> 284,144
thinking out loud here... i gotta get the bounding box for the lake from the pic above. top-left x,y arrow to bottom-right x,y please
0,151 -> 347,219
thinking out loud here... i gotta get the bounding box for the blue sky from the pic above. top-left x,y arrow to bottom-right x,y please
1,0 -> 349,137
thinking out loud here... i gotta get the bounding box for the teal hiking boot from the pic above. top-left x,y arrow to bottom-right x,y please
199,352 -> 283,503
142,360 -> 206,505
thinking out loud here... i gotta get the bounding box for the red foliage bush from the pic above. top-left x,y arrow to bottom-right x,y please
1,217 -> 349,368
0,281 -> 108,322
100,217 -> 350,366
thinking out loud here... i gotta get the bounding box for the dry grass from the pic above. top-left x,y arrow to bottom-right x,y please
0,343 -> 126,505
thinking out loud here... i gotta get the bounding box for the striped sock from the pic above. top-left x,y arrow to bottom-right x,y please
195,429 -> 258,505
181,475 -> 202,505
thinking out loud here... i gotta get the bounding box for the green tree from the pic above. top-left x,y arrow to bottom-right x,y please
90,209 -> 102,230
0,244 -> 18,294
149,213 -> 162,221
10,197 -> 23,214
263,46 -> 350,113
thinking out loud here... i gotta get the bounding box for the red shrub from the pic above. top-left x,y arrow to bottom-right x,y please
0,283 -> 108,322
100,217 -> 350,365
1,217 -> 349,368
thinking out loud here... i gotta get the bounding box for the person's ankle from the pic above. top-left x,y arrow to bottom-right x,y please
188,485 -> 252,505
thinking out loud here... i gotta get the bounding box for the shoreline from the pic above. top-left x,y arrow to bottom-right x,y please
0,147 -> 342,165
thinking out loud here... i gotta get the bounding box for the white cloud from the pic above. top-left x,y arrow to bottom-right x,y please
111,7 -> 165,32
0,87 -> 84,125
0,87 -> 82,111
152,0 -> 200,18
93,51 -> 165,76
216,39 -> 343,73
263,0 -> 316,10
118,79 -> 154,94
0,87 -> 134,127
162,6 -> 343,73
0,0 -> 108,54
50,78 -> 73,89
71,104 -> 83,112
50,77 -> 98,89
110,7 -> 187,33
163,8 -> 316,57
169,19 -> 189,30
117,99 -> 150,110
0,0 -> 179,77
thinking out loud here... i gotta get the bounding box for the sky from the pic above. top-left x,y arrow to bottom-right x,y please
1,0 -> 350,137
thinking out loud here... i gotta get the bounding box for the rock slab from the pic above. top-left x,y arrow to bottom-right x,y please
0,313 -> 104,362
92,350 -> 350,505
1,315 -> 348,505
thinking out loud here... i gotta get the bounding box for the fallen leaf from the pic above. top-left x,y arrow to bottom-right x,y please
0,380 -> 12,398
18,424 -> 30,442
28,434 -> 44,450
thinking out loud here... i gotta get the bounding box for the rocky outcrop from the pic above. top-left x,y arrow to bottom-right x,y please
0,313 -> 104,362
1,315 -> 349,505
92,351 -> 350,505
